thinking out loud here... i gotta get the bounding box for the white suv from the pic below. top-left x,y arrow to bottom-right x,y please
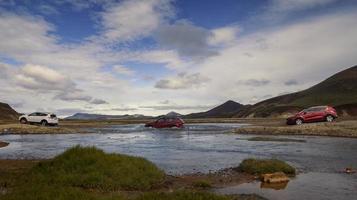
19,112 -> 58,126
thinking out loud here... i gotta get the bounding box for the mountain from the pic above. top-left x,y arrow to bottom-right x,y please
236,65 -> 357,117
0,102 -> 19,120
65,113 -> 152,120
185,100 -> 246,118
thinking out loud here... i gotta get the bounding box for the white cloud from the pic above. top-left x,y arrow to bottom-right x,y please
113,65 -> 135,76
237,79 -> 271,87
101,0 -> 173,42
55,90 -> 92,102
208,26 -> 240,46
135,49 -> 187,70
155,72 -> 210,89
91,98 -> 108,105
14,64 -> 75,92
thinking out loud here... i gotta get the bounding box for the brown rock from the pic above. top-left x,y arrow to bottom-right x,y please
261,172 -> 289,183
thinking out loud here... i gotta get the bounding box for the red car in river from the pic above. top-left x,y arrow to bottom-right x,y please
145,116 -> 185,128
286,106 -> 337,125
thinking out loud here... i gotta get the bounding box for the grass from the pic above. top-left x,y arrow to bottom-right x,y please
192,180 -> 212,189
237,158 -> 295,175
247,136 -> 306,143
27,145 -> 165,191
2,146 -> 164,200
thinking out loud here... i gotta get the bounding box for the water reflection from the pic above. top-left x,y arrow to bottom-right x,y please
260,181 -> 289,190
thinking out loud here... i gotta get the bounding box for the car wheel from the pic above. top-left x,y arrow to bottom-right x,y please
41,120 -> 48,126
326,115 -> 334,122
20,118 -> 27,124
295,118 -> 303,125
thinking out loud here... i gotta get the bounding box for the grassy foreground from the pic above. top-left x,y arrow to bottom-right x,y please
0,146 -> 263,200
237,158 -> 296,175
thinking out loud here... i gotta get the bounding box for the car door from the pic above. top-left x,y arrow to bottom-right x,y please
167,118 -> 175,127
302,109 -> 315,122
156,118 -> 165,128
311,107 -> 325,121
27,113 -> 38,123
33,112 -> 43,123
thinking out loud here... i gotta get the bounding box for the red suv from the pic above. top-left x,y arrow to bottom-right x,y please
145,117 -> 185,128
286,106 -> 337,125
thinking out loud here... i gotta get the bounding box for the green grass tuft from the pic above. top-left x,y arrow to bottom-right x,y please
238,158 -> 295,175
3,146 -> 165,200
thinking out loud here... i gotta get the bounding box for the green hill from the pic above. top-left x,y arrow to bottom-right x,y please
235,65 -> 357,117
0,102 -> 19,120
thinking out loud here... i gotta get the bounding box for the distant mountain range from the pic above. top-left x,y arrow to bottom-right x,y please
0,102 -> 19,120
65,113 -> 152,120
2,65 -> 357,120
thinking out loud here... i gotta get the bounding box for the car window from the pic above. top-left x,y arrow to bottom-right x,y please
39,113 -> 47,116
29,113 -> 37,116
158,119 -> 165,123
303,108 -> 313,113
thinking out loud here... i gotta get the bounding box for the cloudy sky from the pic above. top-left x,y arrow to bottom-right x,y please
1,0 -> 357,116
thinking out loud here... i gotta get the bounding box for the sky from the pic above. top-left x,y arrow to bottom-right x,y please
1,0 -> 357,117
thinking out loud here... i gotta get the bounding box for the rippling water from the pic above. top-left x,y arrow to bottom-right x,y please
0,123 -> 356,199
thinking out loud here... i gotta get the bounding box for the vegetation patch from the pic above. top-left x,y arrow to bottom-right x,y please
26,146 -> 165,191
237,158 -> 295,175
1,147 -> 266,200
247,137 -> 306,143
192,180 -> 212,189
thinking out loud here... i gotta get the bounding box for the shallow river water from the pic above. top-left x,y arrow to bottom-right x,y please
0,123 -> 356,200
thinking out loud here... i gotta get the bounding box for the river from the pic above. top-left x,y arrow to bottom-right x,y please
0,123 -> 356,200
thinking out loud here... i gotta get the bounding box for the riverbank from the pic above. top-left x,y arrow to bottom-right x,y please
1,118 -> 357,137
234,119 -> 357,138
0,124 -> 78,134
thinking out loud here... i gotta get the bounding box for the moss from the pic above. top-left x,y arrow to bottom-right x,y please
238,158 -> 295,175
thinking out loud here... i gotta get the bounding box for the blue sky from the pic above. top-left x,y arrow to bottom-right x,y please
1,0 -> 357,116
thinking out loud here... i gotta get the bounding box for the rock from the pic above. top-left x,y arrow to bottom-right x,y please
261,172 -> 289,183
260,181 -> 288,190
345,168 -> 356,174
